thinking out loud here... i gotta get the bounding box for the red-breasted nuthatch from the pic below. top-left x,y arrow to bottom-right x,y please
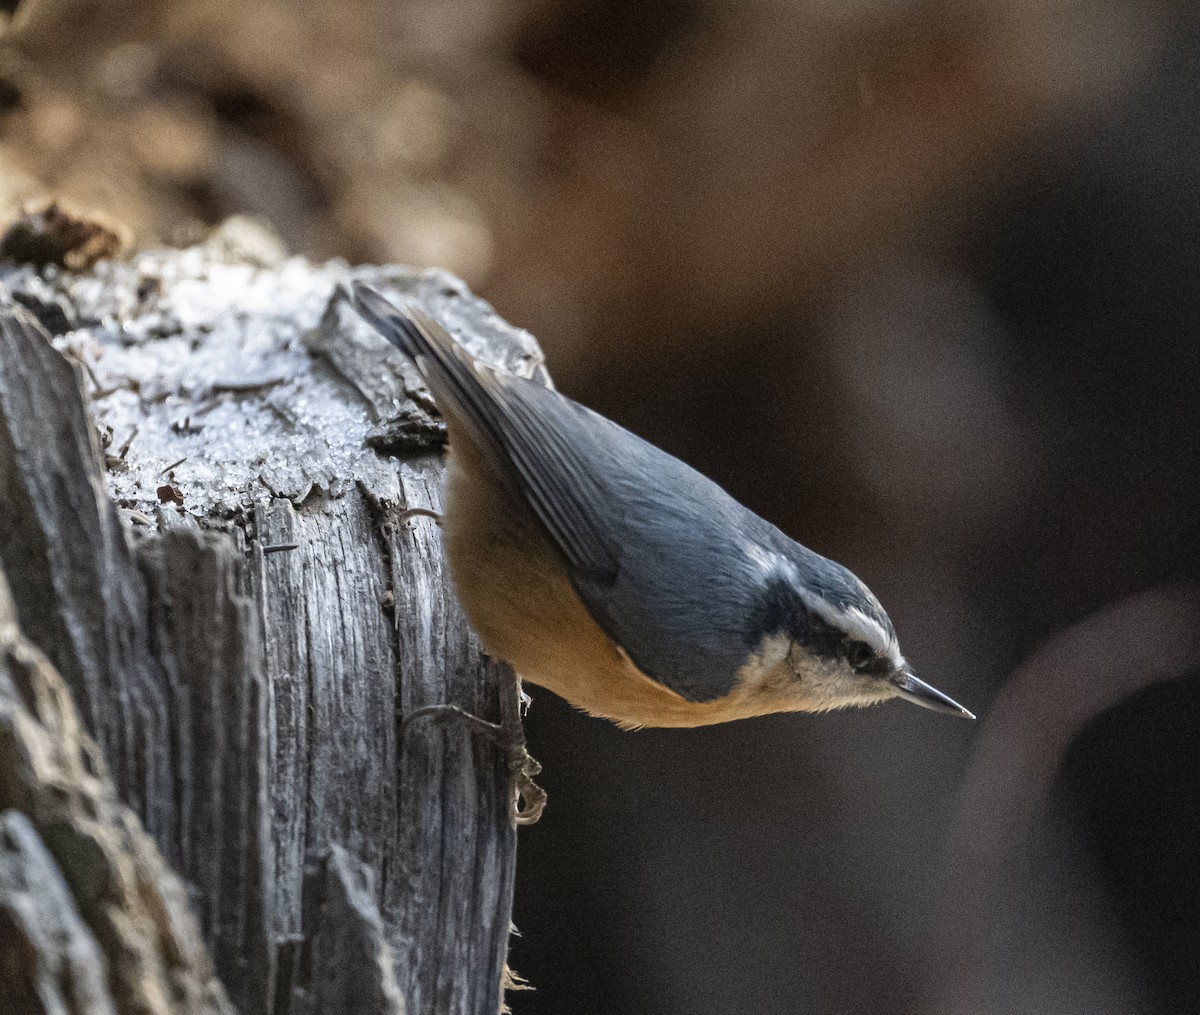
352,283 -> 974,731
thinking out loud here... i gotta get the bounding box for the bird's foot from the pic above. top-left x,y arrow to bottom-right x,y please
402,703 -> 546,826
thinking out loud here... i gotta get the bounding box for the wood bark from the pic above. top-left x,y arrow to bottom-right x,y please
0,219 -> 541,1014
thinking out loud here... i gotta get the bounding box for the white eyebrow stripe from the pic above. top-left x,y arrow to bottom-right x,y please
842,606 -> 896,656
747,543 -> 902,665
797,591 -> 899,660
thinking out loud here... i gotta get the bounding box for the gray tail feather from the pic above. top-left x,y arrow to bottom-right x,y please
350,282 -> 431,363
349,281 -> 512,473
350,281 -> 618,580
349,281 -> 477,401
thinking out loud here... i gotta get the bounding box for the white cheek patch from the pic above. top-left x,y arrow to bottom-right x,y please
735,633 -> 793,692
754,632 -> 792,671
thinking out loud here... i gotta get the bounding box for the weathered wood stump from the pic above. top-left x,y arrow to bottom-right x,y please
0,219 -> 544,1014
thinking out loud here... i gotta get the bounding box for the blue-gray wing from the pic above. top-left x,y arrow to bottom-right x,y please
501,382 -> 797,702
351,283 -> 792,702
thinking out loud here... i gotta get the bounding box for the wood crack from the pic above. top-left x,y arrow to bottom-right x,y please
0,236 -> 536,1014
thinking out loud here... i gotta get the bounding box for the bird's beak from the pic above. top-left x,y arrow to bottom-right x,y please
891,669 -> 975,720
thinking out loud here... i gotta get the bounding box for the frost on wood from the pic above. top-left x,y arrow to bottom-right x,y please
0,220 -> 539,1014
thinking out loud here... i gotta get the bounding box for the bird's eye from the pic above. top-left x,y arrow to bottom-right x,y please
846,642 -> 874,672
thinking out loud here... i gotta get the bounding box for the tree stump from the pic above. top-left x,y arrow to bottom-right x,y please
0,218 -> 543,1015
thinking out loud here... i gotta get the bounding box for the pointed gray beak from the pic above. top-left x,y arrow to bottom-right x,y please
892,669 -> 975,720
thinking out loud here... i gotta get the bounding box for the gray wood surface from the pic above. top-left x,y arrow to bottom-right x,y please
0,220 -> 541,1014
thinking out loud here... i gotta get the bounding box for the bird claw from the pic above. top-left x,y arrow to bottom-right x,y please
402,702 -> 546,826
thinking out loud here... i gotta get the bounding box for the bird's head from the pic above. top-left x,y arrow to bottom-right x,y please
741,544 -> 974,719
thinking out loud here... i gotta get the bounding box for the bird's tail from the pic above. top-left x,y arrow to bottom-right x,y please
349,281 -> 506,464
351,281 -> 617,578
350,281 -> 462,376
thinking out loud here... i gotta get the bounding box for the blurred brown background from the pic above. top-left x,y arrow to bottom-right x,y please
4,1 -> 1199,1012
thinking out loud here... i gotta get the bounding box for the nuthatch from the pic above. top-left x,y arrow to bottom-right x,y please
352,283 -> 974,732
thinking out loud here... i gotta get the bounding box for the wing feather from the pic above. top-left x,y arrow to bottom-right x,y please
351,283 -> 812,705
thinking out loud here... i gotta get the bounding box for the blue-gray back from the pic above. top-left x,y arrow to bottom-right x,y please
494,376 -> 825,702
350,282 -> 855,702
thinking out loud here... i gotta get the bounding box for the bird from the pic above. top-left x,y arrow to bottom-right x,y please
351,282 -> 974,732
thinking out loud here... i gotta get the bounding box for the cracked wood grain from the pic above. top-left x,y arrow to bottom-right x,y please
0,226 -> 532,1014
0,565 -> 233,1015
